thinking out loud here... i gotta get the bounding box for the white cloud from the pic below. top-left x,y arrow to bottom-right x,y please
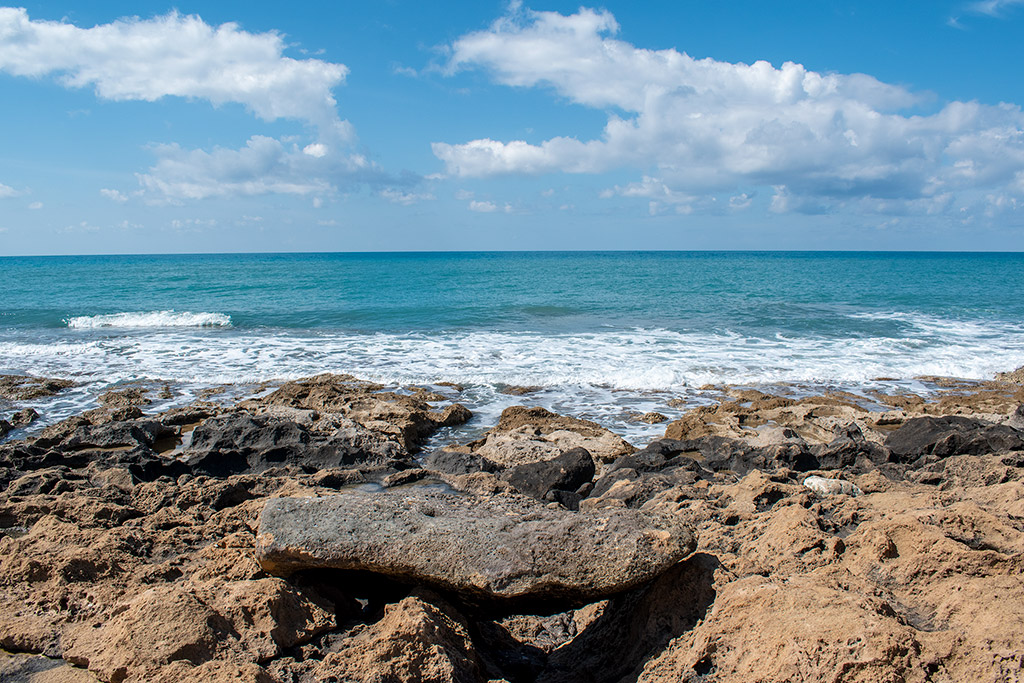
469,200 -> 499,212
0,8 -> 347,130
729,193 -> 753,210
967,0 -> 1024,15
28,201 -> 43,209
380,189 -> 435,205
100,188 -> 128,202
136,135 -> 382,201
0,182 -> 23,198
436,6 -> 1024,216
303,143 -> 328,158
0,8 -> 390,201
455,189 -> 475,200
468,199 -> 513,213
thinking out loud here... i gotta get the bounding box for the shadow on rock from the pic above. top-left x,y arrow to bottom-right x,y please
483,553 -> 720,683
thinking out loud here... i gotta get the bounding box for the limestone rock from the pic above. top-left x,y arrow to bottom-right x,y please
256,488 -> 695,612
313,592 -> 483,683
0,375 -> 74,401
63,585 -> 228,681
802,475 -> 863,497
470,406 -> 634,466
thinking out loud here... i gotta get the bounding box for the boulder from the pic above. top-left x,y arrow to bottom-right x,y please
885,416 -> 1024,461
500,447 -> 595,502
422,449 -> 500,476
9,408 -> 39,428
245,374 -> 472,454
63,585 -> 228,681
256,488 -> 695,612
470,406 -> 634,466
313,591 -> 483,683
0,375 -> 74,401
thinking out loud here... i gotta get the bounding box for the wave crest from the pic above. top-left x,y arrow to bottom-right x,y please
64,310 -> 231,329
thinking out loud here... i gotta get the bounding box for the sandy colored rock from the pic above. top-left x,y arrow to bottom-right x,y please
470,406 -> 634,466
313,592 -> 483,683
62,585 -> 227,681
242,373 -> 471,454
256,488 -> 696,610
0,650 -> 98,682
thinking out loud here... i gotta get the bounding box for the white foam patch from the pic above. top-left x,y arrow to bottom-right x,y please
4,322 -> 1022,442
64,311 -> 231,329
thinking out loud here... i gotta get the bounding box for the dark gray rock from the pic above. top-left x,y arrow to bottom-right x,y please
182,412 -> 395,476
62,420 -> 173,451
886,416 -> 1024,462
256,489 -> 696,614
422,449 -> 501,475
10,408 -> 39,428
500,447 -> 595,501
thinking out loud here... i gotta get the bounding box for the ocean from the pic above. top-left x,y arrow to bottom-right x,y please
2,251 -> 1023,445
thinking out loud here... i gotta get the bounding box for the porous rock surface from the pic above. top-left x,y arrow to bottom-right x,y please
468,406 -> 635,466
257,488 -> 695,611
1,372 -> 1024,682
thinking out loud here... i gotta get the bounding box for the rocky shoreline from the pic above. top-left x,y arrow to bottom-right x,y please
1,372 -> 1023,682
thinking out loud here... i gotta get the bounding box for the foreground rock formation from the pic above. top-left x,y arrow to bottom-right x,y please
257,489 -> 695,612
1,372 -> 1023,681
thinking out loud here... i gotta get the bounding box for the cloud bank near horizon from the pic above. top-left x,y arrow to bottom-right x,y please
435,6 -> 1024,217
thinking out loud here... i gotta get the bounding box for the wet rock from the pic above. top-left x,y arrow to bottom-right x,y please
0,420 -> 10,440
182,411 -> 400,476
63,420 -> 173,451
0,375 -> 74,401
157,404 -> 219,427
500,447 -> 595,502
245,374 -> 472,454
422,449 -> 500,476
470,406 -> 634,467
98,388 -> 151,409
257,488 -> 695,612
630,411 -> 667,424
885,416 -> 1024,462
9,408 -> 39,428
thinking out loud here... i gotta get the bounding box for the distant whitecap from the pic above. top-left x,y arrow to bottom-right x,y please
63,310 -> 232,329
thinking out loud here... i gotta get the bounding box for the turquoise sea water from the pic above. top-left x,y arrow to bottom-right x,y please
2,251 -> 1023,442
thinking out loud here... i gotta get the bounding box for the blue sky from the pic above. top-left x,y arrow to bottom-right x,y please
1,1 -> 1023,254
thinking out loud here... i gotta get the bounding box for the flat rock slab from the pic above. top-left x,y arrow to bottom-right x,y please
256,489 -> 695,612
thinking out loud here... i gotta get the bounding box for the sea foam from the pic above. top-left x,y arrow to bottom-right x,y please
64,311 -> 231,329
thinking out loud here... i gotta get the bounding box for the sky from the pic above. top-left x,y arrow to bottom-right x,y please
1,0 -> 1024,255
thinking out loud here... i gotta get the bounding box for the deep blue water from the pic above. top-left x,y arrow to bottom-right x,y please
1,251 -> 1023,439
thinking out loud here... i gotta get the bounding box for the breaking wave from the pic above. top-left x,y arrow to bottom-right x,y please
64,311 -> 232,329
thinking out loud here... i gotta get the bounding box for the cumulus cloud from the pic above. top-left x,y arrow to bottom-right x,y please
0,8 -> 397,200
0,8 -> 347,130
468,199 -> 512,213
436,6 -> 1024,216
136,135 -> 388,201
